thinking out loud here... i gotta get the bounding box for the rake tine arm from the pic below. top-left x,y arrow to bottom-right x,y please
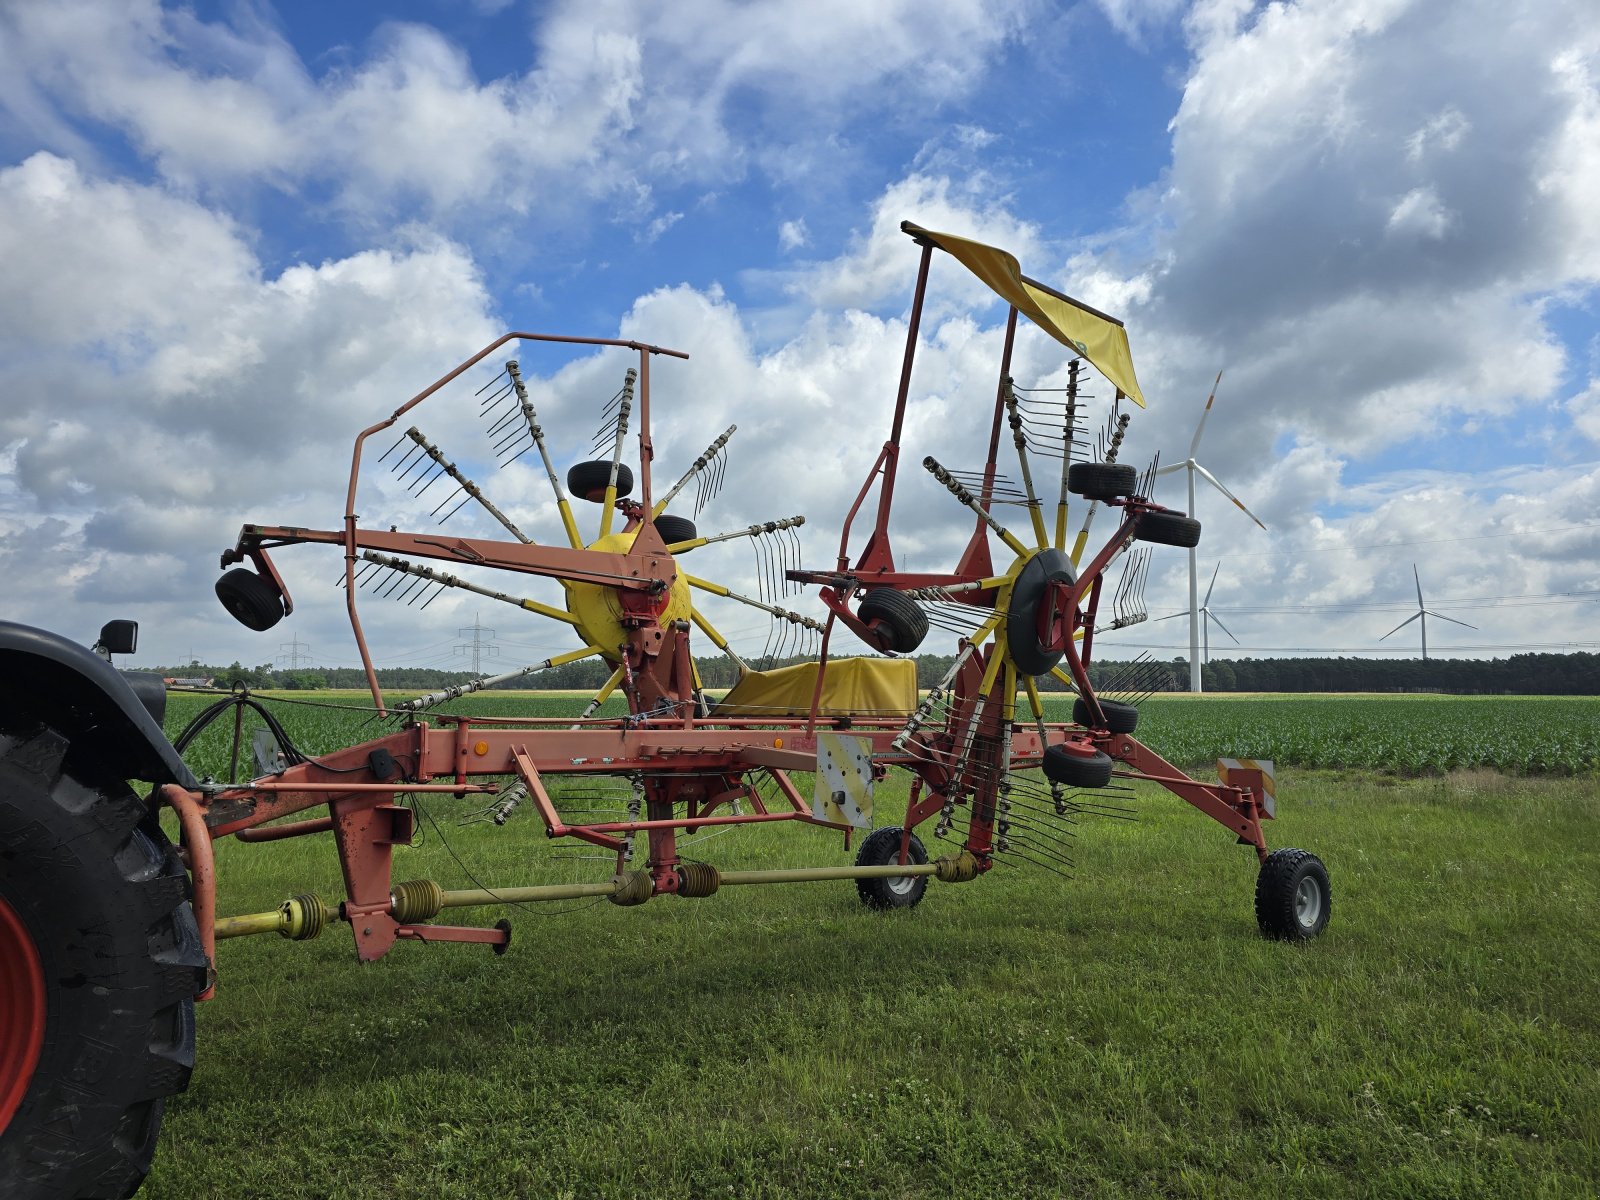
654,425 -> 737,517
405,428 -> 533,543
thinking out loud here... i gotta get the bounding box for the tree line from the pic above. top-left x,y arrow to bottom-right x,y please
143,650 -> 1600,695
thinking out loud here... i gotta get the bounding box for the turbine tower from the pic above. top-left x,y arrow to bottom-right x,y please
1378,565 -> 1475,659
1154,371 -> 1265,692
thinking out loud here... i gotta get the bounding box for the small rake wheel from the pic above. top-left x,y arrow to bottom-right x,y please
1067,461 -> 1138,501
1134,511 -> 1202,548
858,589 -> 929,654
215,567 -> 285,632
653,514 -> 698,546
567,459 -> 634,502
855,828 -> 928,910
1255,848 -> 1331,941
1042,742 -> 1115,789
1072,696 -> 1139,734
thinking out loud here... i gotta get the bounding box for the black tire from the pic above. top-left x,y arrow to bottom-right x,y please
653,514 -> 697,546
857,590 -> 928,654
1005,548 -> 1076,675
854,827 -> 928,910
215,568 -> 285,632
0,725 -> 206,1199
1255,848 -> 1331,941
1067,462 -> 1138,501
1072,696 -> 1139,734
566,460 -> 634,503
1041,743 -> 1115,788
1135,511 -> 1202,548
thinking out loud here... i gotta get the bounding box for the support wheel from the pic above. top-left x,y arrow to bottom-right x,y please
855,827 -> 928,910
1134,511 -> 1202,548
566,460 -> 634,502
858,590 -> 928,654
1042,742 -> 1115,788
1067,462 -> 1138,501
0,725 -> 207,1198
1072,696 -> 1139,734
653,514 -> 697,546
215,567 -> 285,631
1255,848 -> 1331,941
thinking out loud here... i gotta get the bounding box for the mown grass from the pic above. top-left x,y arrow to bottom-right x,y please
143,702 -> 1600,1199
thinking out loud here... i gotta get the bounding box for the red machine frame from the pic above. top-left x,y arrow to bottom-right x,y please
179,226 -> 1279,990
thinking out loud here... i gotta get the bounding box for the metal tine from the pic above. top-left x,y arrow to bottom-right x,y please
402,427 -> 532,542
589,372 -> 632,455
657,425 -> 736,517
475,366 -> 512,399
378,432 -> 409,465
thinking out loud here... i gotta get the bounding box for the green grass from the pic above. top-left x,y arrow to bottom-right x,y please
142,690 -> 1600,1199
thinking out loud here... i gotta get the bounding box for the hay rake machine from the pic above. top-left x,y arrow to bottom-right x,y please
0,222 -> 1329,1198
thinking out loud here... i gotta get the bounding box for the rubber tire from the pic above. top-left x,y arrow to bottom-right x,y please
1005,548 -> 1076,676
214,568 -> 285,632
854,827 -> 928,910
1067,462 -> 1138,501
1041,743 -> 1115,789
566,460 -> 634,503
1072,696 -> 1139,734
858,590 -> 928,654
653,514 -> 697,546
1255,848 -> 1331,941
0,725 -> 206,1199
1135,512 -> 1202,548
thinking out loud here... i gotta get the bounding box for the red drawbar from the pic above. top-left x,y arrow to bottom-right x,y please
0,893 -> 46,1130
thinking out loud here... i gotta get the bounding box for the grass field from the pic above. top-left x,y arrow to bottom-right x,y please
142,694 -> 1600,1198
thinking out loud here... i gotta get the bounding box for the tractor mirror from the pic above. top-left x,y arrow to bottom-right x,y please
96,619 -> 139,656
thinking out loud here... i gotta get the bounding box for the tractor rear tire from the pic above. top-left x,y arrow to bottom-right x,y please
0,725 -> 206,1200
1255,848 -> 1331,941
1067,462 -> 1138,502
1041,743 -> 1115,789
653,514 -> 697,546
214,568 -> 285,632
1072,696 -> 1139,734
858,590 -> 928,654
1134,512 -> 1202,548
855,827 -> 928,910
566,460 -> 634,503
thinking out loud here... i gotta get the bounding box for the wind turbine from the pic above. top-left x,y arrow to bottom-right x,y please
1155,371 -> 1266,692
1155,561 -> 1239,664
1378,565 -> 1476,659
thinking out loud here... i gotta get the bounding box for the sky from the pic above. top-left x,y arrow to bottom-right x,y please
1,0 -> 1597,678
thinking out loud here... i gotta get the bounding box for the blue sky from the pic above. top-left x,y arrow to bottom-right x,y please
1,0 -> 1597,674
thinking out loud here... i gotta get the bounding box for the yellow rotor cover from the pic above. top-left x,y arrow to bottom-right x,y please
564,528 -> 692,663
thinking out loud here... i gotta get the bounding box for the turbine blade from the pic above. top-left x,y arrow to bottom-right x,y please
1425,609 -> 1478,630
1189,369 -> 1223,458
1208,610 -> 1239,644
1150,610 -> 1188,623
1203,561 -> 1221,606
1193,462 -> 1267,530
1378,612 -> 1422,640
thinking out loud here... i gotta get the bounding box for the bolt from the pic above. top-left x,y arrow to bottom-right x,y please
363,926 -> 372,936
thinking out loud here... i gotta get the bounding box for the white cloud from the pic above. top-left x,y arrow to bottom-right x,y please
1385,186 -> 1454,240
0,0 -> 1031,230
778,219 -> 808,252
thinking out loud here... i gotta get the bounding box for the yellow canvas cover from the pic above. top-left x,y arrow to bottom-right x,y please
902,222 -> 1146,407
714,657 -> 918,718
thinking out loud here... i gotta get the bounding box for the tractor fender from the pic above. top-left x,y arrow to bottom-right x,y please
0,620 -> 197,789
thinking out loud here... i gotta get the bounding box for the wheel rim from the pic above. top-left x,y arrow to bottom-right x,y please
1293,876 -> 1324,929
886,868 -> 918,897
0,894 -> 46,1131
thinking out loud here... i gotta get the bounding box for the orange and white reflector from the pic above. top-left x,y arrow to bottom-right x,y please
1217,757 -> 1276,818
